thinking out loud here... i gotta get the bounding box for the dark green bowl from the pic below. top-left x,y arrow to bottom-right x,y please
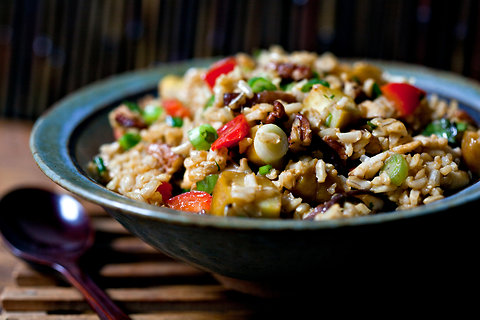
31,59 -> 480,295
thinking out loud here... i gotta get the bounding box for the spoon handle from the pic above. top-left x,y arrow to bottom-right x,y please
56,262 -> 131,320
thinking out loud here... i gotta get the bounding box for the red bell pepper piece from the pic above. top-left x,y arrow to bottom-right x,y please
166,191 -> 212,213
211,114 -> 250,151
157,182 -> 172,202
381,83 -> 426,116
203,57 -> 237,89
163,99 -> 191,118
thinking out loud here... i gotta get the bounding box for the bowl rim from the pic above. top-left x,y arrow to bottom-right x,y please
31,57 -> 480,231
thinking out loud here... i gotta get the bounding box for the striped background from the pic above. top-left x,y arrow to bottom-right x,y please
1,0 -> 480,119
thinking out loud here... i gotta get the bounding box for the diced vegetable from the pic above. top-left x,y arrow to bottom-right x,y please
93,156 -> 107,175
253,124 -> 288,164
157,182 -> 172,202
300,78 -> 330,92
123,101 -> 142,114
210,171 -> 281,218
142,104 -> 163,125
211,114 -> 250,151
258,164 -> 272,175
372,83 -> 382,99
422,118 -> 459,144
196,174 -> 219,194
247,77 -> 277,93
381,153 -> 409,186
118,132 -> 141,150
166,116 -> 183,127
204,95 -> 215,109
159,74 -> 183,99
303,84 -> 360,129
381,83 -> 426,116
166,191 -> 212,213
366,120 -> 378,130
203,57 -> 237,89
163,99 -> 191,118
188,124 -> 218,151
461,131 -> 480,175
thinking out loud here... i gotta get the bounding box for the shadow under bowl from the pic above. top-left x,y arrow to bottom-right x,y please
31,58 -> 480,296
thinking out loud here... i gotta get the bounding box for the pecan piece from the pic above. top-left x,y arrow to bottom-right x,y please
288,113 -> 312,151
265,100 -> 288,125
275,63 -> 313,81
147,143 -> 183,175
322,136 -> 347,160
110,105 -> 146,129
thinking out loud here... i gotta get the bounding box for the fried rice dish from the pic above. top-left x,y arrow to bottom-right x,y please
89,46 -> 480,220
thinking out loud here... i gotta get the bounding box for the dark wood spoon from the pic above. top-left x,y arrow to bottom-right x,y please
0,188 -> 131,320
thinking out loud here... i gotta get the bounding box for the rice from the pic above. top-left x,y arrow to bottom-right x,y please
90,47 -> 479,220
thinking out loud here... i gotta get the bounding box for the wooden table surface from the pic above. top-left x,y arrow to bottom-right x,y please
0,120 -> 57,293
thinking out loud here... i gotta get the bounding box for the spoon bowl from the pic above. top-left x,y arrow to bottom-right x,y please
0,187 -> 131,320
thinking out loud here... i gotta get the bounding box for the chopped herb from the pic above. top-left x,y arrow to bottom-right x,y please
196,174 -> 219,194
301,78 -> 330,92
456,121 -> 468,132
329,94 -> 335,99
93,156 -> 106,175
281,82 -> 296,92
422,118 -> 459,144
215,161 -> 221,172
381,153 -> 409,186
367,120 -> 378,130
248,77 -> 277,93
166,116 -> 183,127
325,113 -> 333,127
204,95 -> 215,109
372,83 -> 382,99
118,132 -> 141,150
123,101 -> 142,113
258,164 -> 273,175
188,124 -> 218,150
142,104 -> 163,125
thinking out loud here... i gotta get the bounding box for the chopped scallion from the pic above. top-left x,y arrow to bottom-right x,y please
258,164 -> 273,175
422,118 -> 458,144
301,78 -> 330,92
325,113 -> 333,127
123,101 -> 142,113
93,156 -> 106,175
142,104 -> 163,125
456,121 -> 468,132
367,120 -> 378,130
248,77 -> 277,93
204,95 -> 215,109
118,132 -> 141,150
166,116 -> 183,127
188,124 -> 218,150
381,153 -> 409,186
196,174 -> 219,194
372,83 -> 382,99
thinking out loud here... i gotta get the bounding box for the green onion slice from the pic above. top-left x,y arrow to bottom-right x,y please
381,153 -> 409,186
118,132 -> 141,150
301,78 -> 330,92
93,156 -> 106,175
372,83 -> 382,99
204,95 -> 215,109
325,113 -> 333,127
166,116 -> 183,127
188,124 -> 218,150
142,104 -> 163,125
258,164 -> 273,175
422,118 -> 458,144
248,77 -> 277,93
123,101 -> 142,113
196,174 -> 219,194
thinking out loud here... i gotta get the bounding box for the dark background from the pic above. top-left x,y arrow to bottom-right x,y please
1,0 -> 479,119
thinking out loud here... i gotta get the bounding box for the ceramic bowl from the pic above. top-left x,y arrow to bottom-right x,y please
31,59 -> 480,295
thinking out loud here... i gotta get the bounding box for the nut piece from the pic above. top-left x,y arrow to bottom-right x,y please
275,62 -> 313,81
147,143 -> 183,175
288,113 -> 312,152
265,100 -> 287,125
